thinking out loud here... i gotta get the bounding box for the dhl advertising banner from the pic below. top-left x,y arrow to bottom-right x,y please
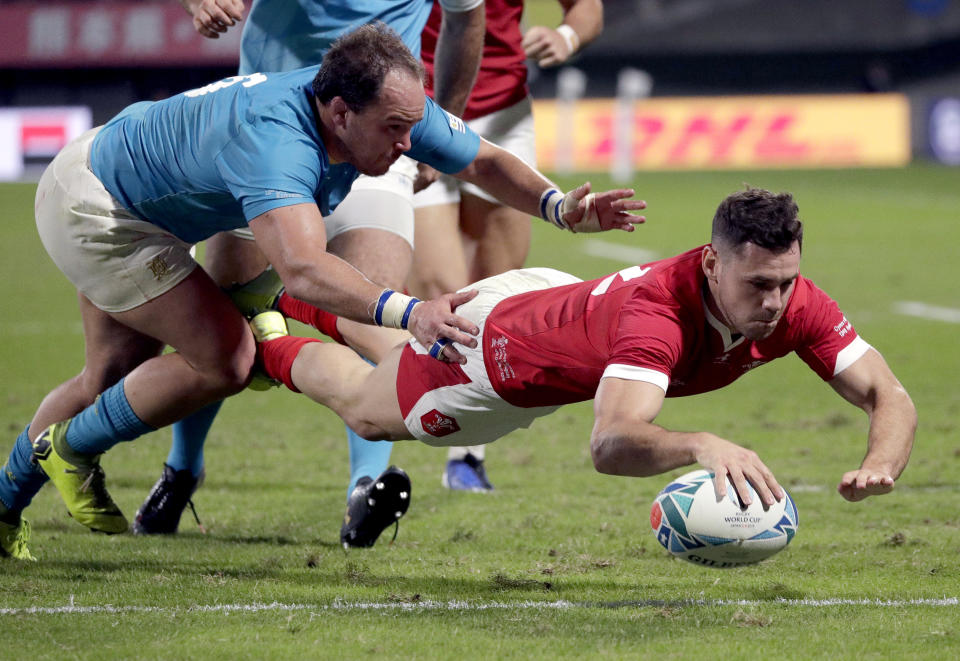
534,94 -> 910,171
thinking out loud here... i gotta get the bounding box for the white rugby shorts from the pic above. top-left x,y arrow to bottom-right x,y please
34,128 -> 197,312
228,155 -> 418,246
397,267 -> 581,446
413,96 -> 535,208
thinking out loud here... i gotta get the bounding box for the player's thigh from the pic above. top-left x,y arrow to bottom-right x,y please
327,228 -> 412,290
325,156 -> 416,288
409,201 -> 469,298
78,293 -> 164,389
203,230 -> 270,287
459,194 -> 531,280
355,344 -> 410,439
110,268 -> 254,380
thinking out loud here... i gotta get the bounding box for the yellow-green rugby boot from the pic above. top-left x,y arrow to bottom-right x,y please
31,421 -> 128,534
0,517 -> 36,561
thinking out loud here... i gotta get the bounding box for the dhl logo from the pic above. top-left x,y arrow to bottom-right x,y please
534,93 -> 910,171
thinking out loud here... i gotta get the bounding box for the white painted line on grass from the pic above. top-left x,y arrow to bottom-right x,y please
893,301 -> 960,324
582,239 -> 658,265
2,597 -> 956,617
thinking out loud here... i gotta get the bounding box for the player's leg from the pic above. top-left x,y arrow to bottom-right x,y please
1,293 -> 164,555
444,98 -> 538,490
28,269 -> 253,534
410,175 -> 494,489
136,230 -> 268,535
460,194 -> 532,282
322,158 -> 417,546
407,173 -> 467,299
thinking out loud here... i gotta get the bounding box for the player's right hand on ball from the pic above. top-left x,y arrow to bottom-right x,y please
409,290 -> 479,364
695,433 -> 784,509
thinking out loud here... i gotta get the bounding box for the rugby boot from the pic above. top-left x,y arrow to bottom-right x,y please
442,453 -> 494,492
31,421 -> 128,534
340,466 -> 411,548
0,517 -> 36,561
133,463 -> 205,535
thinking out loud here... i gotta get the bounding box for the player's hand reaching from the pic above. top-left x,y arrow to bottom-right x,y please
522,26 -> 575,68
695,433 -> 785,509
408,290 -> 480,364
560,182 -> 647,233
837,469 -> 896,502
413,162 -> 442,194
183,0 -> 245,39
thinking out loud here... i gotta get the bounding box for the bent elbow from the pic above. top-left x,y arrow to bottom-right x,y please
590,432 -> 621,475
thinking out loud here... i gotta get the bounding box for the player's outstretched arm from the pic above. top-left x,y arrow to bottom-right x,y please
522,0 -> 603,68
179,0 -> 245,39
453,140 -> 646,232
249,204 -> 478,361
590,377 -> 784,508
828,348 -> 917,502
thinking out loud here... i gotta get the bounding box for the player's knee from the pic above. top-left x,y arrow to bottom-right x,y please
344,417 -> 387,441
205,332 -> 257,395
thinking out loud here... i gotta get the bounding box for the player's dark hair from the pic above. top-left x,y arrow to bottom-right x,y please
312,22 -> 424,112
711,187 -> 803,253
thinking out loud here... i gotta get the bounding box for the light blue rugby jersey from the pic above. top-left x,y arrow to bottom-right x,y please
89,67 -> 480,244
239,0 -> 432,74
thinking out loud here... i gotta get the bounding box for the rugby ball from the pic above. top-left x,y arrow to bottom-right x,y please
650,469 -> 798,568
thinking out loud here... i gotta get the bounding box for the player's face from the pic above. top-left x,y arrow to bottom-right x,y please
340,69 -> 424,176
705,241 -> 801,341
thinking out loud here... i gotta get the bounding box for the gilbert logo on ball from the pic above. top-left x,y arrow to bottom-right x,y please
650,469 -> 798,568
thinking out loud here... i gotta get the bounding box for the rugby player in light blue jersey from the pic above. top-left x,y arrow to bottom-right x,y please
158,0 -> 486,548
0,23 -> 646,559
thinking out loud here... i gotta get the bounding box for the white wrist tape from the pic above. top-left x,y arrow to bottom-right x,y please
373,289 -> 421,329
561,191 -> 599,233
556,24 -> 580,56
539,188 -> 566,230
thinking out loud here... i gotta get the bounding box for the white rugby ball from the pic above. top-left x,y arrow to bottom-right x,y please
650,469 -> 798,568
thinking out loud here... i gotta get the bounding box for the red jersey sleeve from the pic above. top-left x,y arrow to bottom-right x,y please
793,279 -> 871,380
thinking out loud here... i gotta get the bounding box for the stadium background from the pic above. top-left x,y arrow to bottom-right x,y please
2,0 -> 960,176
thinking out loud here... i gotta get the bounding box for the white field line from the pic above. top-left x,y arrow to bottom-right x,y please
1,597 -> 956,617
893,301 -> 960,324
581,239 -> 658,265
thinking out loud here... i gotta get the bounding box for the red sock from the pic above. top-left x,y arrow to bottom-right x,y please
277,293 -> 347,346
257,336 -> 321,393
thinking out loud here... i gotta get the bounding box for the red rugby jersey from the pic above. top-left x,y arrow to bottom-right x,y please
421,0 -> 529,120
482,247 -> 869,408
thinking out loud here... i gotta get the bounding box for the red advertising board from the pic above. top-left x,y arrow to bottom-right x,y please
0,2 -> 240,67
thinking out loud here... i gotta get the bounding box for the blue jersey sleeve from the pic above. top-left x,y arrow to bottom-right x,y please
406,97 -> 480,174
214,117 -> 323,222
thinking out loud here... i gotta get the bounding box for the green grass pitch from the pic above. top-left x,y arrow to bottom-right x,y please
1,166 -> 958,658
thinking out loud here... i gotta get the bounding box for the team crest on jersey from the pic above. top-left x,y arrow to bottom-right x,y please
420,409 -> 461,437
444,111 -> 466,133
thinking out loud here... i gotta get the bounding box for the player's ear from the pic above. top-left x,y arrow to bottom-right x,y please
702,245 -> 720,282
328,96 -> 350,128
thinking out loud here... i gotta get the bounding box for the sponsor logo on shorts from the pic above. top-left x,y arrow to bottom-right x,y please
420,409 -> 461,437
147,255 -> 172,281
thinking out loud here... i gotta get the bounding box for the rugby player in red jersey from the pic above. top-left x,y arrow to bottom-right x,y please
248,187 -> 916,506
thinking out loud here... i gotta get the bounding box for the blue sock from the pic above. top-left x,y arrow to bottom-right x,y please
0,425 -> 48,518
65,378 -> 154,455
166,400 -> 220,477
346,358 -> 393,499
